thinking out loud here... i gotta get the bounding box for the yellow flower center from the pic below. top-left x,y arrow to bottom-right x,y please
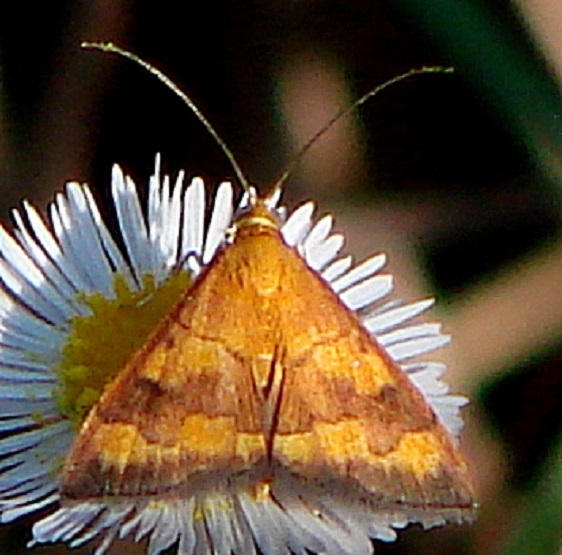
56,271 -> 193,427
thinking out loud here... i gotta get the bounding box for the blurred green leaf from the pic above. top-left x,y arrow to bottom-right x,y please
393,0 -> 562,190
502,432 -> 562,555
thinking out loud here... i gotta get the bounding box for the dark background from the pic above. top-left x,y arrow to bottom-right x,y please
1,1 -> 562,554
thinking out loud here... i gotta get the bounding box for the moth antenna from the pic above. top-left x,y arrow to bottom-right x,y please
81,41 -> 252,195
271,65 -> 454,198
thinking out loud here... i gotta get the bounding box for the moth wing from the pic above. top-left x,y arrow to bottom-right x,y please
270,244 -> 475,522
61,260 -> 266,500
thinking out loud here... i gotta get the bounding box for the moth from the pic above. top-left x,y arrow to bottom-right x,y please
0,42 -> 476,555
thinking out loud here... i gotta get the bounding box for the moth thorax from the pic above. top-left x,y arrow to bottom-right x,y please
234,199 -> 281,236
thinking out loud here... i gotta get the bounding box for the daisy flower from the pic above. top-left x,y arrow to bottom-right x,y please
0,156 -> 474,554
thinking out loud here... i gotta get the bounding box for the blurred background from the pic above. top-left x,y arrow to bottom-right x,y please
1,0 -> 562,553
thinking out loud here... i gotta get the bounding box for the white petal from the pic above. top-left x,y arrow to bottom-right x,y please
0,228 -> 74,322
238,494 -> 291,555
265,186 -> 282,211
112,165 -> 150,283
1,492 -> 58,523
303,215 -> 333,255
330,253 -> 387,293
53,191 -> 102,294
0,294 -> 66,341
21,201 -> 93,295
11,210 -> 78,305
182,177 -> 206,261
82,186 -> 136,289
64,183 -> 115,296
321,255 -> 353,282
306,234 -> 345,271
0,420 -> 67,454
148,165 -> 186,280
340,274 -> 393,311
147,504 -> 179,555
386,334 -> 451,362
363,298 -> 435,334
204,500 -> 240,555
281,202 -> 314,246
378,323 -> 443,347
177,506 -> 197,555
202,182 -> 233,264
0,364 -> 55,382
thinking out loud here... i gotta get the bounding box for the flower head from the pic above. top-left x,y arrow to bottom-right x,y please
0,157 -> 473,554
